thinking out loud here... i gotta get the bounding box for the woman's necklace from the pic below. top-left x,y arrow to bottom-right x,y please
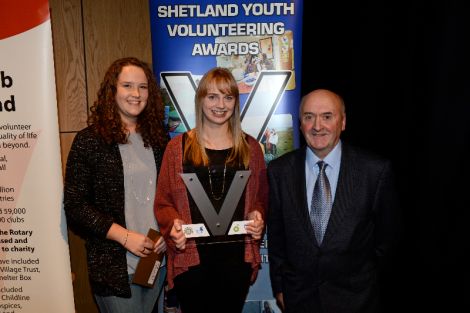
207,152 -> 228,201
128,162 -> 154,205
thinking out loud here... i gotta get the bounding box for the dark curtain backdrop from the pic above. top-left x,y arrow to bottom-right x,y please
301,1 -> 469,311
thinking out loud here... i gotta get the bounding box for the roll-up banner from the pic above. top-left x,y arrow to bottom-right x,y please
149,1 -> 303,311
0,0 -> 75,312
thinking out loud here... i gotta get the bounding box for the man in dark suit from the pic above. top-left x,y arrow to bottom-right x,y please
267,89 -> 401,313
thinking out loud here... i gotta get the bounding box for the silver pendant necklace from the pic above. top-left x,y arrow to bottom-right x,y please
207,150 -> 230,201
128,163 -> 153,205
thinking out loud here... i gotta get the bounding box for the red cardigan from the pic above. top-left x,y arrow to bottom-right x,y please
154,133 -> 268,289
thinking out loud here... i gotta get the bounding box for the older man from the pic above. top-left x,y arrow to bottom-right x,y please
267,89 -> 401,313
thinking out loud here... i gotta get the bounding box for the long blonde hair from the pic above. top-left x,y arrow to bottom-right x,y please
184,67 -> 250,167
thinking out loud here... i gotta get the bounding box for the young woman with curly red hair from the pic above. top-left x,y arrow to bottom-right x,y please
64,57 -> 168,313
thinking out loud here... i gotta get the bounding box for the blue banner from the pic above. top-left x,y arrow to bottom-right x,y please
149,1 -> 303,311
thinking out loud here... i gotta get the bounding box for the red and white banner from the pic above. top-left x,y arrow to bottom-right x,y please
0,0 -> 75,312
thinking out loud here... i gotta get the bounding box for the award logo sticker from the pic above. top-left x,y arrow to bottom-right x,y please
228,220 -> 253,235
182,223 -> 210,238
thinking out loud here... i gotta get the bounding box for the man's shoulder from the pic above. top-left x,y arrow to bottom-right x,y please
268,147 -> 304,170
342,143 -> 391,168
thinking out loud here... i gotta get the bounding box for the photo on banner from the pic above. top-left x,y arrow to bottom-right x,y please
149,1 -> 303,311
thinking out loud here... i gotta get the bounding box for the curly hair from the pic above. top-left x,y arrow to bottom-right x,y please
88,57 -> 167,148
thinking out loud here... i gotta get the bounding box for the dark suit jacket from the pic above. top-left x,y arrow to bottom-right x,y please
267,143 -> 401,313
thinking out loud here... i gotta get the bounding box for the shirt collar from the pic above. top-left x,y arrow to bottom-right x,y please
306,140 -> 342,170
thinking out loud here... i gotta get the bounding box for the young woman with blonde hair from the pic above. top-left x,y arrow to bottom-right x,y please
155,67 -> 267,313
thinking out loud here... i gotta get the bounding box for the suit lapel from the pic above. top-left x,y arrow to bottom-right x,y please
322,144 -> 358,246
288,147 -> 319,244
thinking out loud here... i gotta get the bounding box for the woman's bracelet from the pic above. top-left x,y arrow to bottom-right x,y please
123,230 -> 129,247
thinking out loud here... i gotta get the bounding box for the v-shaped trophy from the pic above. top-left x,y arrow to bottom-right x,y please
179,170 -> 252,239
